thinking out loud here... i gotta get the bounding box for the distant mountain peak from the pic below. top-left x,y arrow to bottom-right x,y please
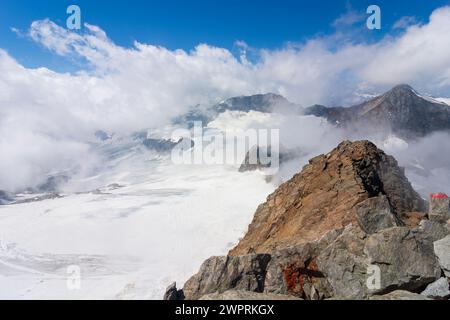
305,84 -> 450,139
214,92 -> 301,114
388,84 -> 415,93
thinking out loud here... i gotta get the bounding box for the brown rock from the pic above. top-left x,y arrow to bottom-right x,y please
230,140 -> 425,255
264,230 -> 341,300
400,211 -> 428,227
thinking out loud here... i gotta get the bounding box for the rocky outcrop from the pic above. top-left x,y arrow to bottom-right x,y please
163,282 -> 185,300
182,254 -> 271,300
165,140 -> 450,300
230,140 -> 425,256
238,145 -> 302,173
434,235 -> 450,277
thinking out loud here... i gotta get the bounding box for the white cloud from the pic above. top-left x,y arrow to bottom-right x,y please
2,6 -> 450,192
393,16 -> 418,29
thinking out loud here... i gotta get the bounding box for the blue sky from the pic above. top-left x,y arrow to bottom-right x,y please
1,0 -> 450,70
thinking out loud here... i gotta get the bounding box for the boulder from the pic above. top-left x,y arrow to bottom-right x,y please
414,220 -> 450,243
364,227 -> 441,293
316,225 -> 370,299
199,290 -> 302,300
420,278 -> 450,299
356,195 -> 402,234
434,235 -> 450,277
369,290 -> 430,300
182,254 -> 271,300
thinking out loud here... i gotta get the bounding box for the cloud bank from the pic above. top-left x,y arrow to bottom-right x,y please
1,6 -> 450,191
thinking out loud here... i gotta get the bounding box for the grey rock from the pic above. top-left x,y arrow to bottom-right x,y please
414,220 -> 450,243
434,235 -> 450,277
238,145 -> 303,173
316,225 -> 370,299
356,195 -> 402,234
199,290 -> 302,300
421,278 -> 450,299
163,282 -> 184,300
364,227 -> 441,293
182,254 -> 271,300
369,290 -> 430,300
264,232 -> 340,300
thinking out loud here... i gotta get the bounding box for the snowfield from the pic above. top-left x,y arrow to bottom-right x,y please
0,136 -> 274,299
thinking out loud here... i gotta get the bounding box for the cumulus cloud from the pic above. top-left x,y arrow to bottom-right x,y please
1,6 -> 450,192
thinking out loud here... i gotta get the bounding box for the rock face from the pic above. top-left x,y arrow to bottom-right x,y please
364,227 -> 441,293
356,195 -> 401,234
238,145 -> 302,173
182,254 -> 271,300
165,140 -> 450,300
163,282 -> 185,300
230,140 -> 425,256
434,235 -> 450,277
304,84 -> 450,139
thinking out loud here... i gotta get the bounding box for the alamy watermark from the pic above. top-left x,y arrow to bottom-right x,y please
171,122 -> 280,174
367,5 -> 381,30
66,5 -> 81,30
66,265 -> 81,290
366,264 -> 381,290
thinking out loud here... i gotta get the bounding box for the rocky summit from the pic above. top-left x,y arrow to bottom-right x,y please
231,140 -> 426,255
165,140 -> 450,300
305,84 -> 450,139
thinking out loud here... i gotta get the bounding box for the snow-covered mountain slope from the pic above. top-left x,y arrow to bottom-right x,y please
0,134 -> 274,299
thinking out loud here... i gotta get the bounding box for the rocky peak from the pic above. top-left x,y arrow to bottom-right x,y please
229,140 -> 426,255
387,84 -> 415,95
304,84 -> 450,139
214,93 -> 301,114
